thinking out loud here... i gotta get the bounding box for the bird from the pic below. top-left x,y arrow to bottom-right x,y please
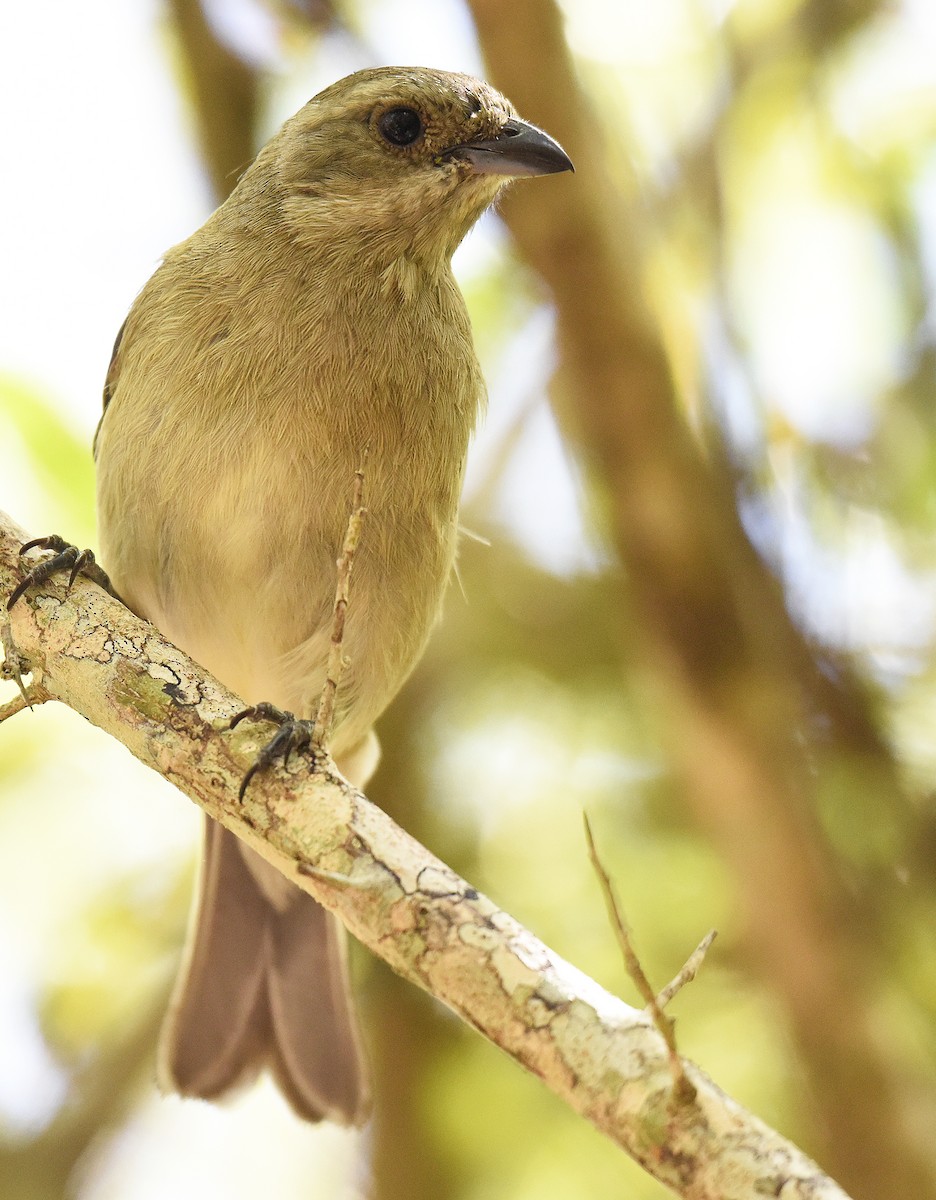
90,65 -> 572,1125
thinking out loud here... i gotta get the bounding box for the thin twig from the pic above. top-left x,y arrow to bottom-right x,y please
654,929 -> 718,1012
583,811 -> 696,1105
0,684 -> 51,724
312,455 -> 367,748
1,618 -> 31,705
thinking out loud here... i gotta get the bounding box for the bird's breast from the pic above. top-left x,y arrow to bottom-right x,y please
97,250 -> 482,744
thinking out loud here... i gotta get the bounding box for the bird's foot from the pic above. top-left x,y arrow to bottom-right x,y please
229,703 -> 318,800
8,536 -> 118,611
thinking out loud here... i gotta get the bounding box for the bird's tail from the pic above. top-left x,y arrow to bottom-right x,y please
159,817 -> 369,1124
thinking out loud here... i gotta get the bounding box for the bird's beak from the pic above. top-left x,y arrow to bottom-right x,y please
442,118 -> 574,177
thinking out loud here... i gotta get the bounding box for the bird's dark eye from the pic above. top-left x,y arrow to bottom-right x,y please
378,107 -> 424,147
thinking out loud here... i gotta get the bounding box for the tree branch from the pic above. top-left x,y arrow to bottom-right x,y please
0,509 -> 850,1200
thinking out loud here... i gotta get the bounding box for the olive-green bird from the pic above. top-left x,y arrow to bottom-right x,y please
94,65 -> 572,1125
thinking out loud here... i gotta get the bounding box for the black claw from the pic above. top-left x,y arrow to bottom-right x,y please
7,576 -> 35,611
229,702 -> 291,731
238,762 -> 260,803
20,535 -> 69,555
8,535 -> 118,611
229,704 -> 316,800
68,549 -> 91,590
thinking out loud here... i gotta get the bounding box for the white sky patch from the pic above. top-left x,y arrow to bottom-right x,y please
0,937 -> 68,1134
830,0 -> 936,149
561,0 -> 706,66
764,454 -> 936,669
358,0 -> 484,74
493,398 -> 602,576
201,0 -> 282,69
0,0 -> 211,439
463,305 -> 604,576
436,710 -> 659,841
79,1083 -> 366,1200
731,199 -> 906,445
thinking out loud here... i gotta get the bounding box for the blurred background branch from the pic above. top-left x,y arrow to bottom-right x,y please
466,2 -> 936,1196
2,0 -> 936,1198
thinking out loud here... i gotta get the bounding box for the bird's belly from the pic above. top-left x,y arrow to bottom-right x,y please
96,282 -> 473,755
102,444 -> 456,756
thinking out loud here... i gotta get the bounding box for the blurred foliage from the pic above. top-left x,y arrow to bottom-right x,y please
0,376 -> 96,546
3,0 -> 936,1198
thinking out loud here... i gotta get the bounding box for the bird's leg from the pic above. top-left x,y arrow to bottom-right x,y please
229,703 -> 318,801
7,535 -> 120,610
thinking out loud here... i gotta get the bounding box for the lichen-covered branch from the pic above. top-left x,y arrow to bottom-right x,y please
0,509 -> 850,1200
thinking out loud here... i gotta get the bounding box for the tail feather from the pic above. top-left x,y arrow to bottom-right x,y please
268,892 -> 370,1124
159,818 -> 368,1124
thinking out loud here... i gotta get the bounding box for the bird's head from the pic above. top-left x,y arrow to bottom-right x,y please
247,66 -> 572,268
